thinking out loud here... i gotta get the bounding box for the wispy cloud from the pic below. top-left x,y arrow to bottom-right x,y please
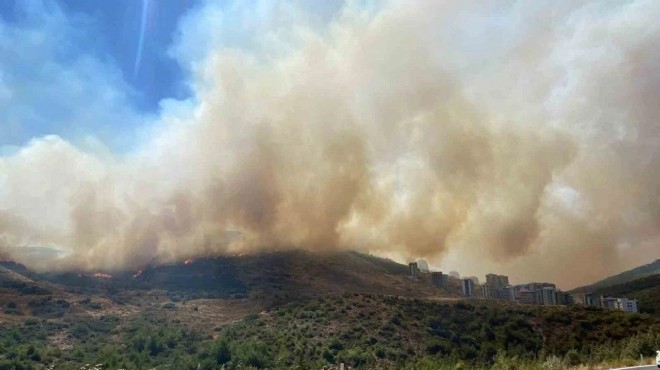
133,0 -> 149,78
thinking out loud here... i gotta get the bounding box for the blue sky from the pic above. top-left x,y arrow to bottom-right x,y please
0,0 -> 200,152
0,0 -> 345,153
54,0 -> 199,104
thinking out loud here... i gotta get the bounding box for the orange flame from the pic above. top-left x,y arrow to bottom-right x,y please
93,273 -> 112,279
184,259 -> 193,265
132,270 -> 143,279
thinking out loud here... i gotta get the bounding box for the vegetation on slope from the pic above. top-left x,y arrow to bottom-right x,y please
34,250 -> 450,303
215,295 -> 660,369
592,274 -> 660,315
1,294 -> 659,369
582,259 -> 660,290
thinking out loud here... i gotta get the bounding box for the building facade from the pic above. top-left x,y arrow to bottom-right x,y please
408,262 -> 419,279
514,288 -> 539,305
486,274 -> 509,290
541,286 -> 557,305
600,296 -> 639,313
556,291 -> 574,306
431,272 -> 445,287
461,278 -> 474,297
416,259 -> 430,273
497,286 -> 516,301
614,298 -> 638,313
572,292 -> 597,307
480,284 -> 493,299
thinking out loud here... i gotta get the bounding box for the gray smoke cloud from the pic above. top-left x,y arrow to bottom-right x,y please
0,1 -> 658,287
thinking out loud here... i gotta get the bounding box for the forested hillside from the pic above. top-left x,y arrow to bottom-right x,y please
2,294 -> 659,369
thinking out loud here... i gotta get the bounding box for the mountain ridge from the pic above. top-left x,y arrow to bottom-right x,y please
2,250 -> 458,304
573,258 -> 660,292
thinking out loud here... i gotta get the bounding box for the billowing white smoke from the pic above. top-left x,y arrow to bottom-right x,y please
1,1 -> 658,287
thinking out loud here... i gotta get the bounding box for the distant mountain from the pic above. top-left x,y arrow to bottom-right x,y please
577,259 -> 660,290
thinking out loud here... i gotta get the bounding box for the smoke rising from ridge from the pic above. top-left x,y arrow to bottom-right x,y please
1,1 -> 659,287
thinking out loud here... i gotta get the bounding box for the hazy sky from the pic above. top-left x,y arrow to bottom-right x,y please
0,0 -> 658,289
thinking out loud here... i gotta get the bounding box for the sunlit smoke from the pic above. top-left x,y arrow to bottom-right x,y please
1,1 -> 659,288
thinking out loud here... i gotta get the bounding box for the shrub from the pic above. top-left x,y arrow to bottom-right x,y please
211,337 -> 232,364
337,348 -> 372,368
564,349 -> 581,367
231,341 -> 271,368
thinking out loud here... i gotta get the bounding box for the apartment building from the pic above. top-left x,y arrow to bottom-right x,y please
572,292 -> 598,307
408,262 -> 420,279
614,298 -> 638,313
514,288 -> 539,305
431,272 -> 445,288
600,296 -> 639,313
480,284 -> 493,299
461,278 -> 474,297
541,286 -> 557,305
486,274 -> 509,290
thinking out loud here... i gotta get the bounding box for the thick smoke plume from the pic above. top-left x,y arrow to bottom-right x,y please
1,1 -> 659,287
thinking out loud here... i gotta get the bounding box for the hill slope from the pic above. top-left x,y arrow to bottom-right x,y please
572,259 -> 660,315
590,274 -> 660,315
1,252 -> 659,369
1,293 -> 658,369
583,259 -> 660,289
30,250 -> 455,302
